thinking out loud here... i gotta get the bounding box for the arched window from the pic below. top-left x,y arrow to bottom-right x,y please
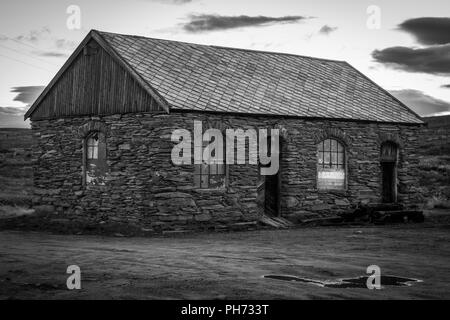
84,131 -> 107,186
317,138 -> 346,190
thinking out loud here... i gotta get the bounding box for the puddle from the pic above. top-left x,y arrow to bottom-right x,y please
263,275 -> 323,285
324,276 -> 421,288
263,274 -> 422,289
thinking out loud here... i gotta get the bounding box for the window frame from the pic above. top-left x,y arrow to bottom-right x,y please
86,134 -> 99,160
82,130 -> 107,187
193,133 -> 228,190
194,162 -> 229,190
316,138 -> 348,191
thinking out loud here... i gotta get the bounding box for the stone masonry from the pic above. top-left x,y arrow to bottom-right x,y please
31,111 -> 423,230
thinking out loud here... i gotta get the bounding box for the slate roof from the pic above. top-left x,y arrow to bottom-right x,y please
28,30 -> 424,124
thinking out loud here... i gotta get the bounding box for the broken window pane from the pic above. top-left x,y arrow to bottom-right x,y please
193,147 -> 226,189
85,131 -> 106,186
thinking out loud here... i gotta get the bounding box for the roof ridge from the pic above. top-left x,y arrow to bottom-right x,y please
95,29 -> 346,64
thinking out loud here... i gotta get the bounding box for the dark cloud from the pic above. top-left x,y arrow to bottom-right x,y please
0,107 -> 29,128
34,51 -> 68,58
11,86 -> 45,105
441,84 -> 450,89
319,25 -> 337,35
0,106 -> 27,116
390,89 -> 450,116
372,44 -> 450,75
398,17 -> 450,45
183,14 -> 310,32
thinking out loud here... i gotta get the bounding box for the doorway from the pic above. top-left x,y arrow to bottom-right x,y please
380,142 -> 398,203
381,162 -> 396,203
264,172 -> 280,216
257,135 -> 282,217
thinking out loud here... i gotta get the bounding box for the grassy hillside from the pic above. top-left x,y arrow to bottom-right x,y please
418,116 -> 450,208
0,128 -> 33,208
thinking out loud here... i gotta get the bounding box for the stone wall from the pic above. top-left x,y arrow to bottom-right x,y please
31,111 -> 423,230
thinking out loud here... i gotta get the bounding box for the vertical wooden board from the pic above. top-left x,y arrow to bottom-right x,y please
30,39 -> 162,120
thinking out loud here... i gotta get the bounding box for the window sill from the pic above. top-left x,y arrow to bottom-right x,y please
194,187 -> 228,194
85,184 -> 108,191
317,188 -> 348,195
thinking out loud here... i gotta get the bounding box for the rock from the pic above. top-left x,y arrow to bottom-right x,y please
34,205 -> 55,214
335,199 -> 350,206
284,196 -> 299,208
311,204 -> 331,211
118,143 -> 131,150
195,213 -> 212,222
154,192 -> 191,199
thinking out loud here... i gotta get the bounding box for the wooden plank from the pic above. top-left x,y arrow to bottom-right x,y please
28,32 -> 165,120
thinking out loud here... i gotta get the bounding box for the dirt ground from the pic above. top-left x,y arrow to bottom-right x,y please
1,218 -> 450,300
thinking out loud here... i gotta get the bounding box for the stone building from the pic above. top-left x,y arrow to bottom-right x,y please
24,30 -> 424,230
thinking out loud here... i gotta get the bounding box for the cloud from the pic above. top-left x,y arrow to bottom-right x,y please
441,84 -> 450,89
54,38 -> 77,50
11,86 -> 45,105
398,17 -> 450,45
0,106 -> 27,115
319,25 -> 337,35
0,107 -> 29,128
33,51 -> 68,58
390,89 -> 450,116
14,27 -> 51,43
182,14 -> 310,32
151,0 -> 192,3
425,110 -> 450,117
372,44 -> 450,75
3,28 -> 75,58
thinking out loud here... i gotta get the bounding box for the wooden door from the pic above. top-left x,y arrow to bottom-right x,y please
264,173 -> 279,216
381,162 -> 396,203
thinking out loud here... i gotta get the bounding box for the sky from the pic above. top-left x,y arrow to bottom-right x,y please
0,0 -> 450,127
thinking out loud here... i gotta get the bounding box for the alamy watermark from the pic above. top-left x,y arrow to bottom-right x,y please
171,120 -> 280,175
366,265 -> 381,289
366,5 -> 381,30
66,5 -> 81,30
66,265 -> 81,290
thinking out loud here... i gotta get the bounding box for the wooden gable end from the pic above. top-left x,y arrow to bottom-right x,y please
30,38 -> 163,120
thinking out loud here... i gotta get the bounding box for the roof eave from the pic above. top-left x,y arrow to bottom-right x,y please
169,106 -> 425,125
342,61 -> 425,125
